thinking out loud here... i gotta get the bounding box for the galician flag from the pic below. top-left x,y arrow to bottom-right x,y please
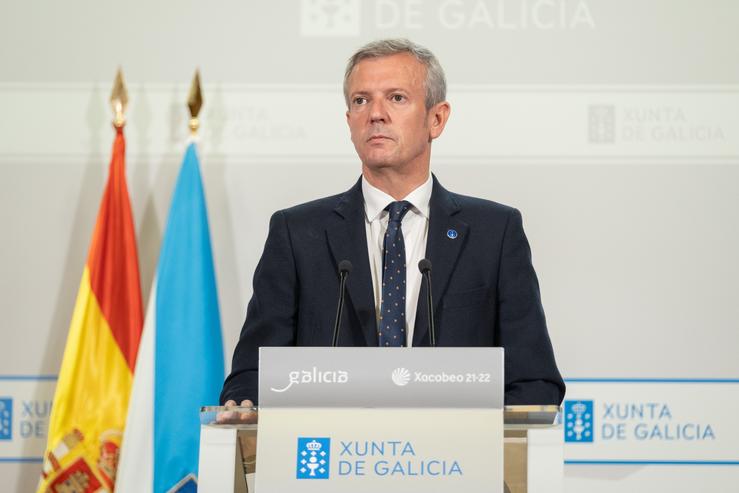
116,141 -> 225,492
38,126 -> 144,492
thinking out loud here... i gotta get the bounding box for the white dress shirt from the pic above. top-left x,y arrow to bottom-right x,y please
362,175 -> 432,347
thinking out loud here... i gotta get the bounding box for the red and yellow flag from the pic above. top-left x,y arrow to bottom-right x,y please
38,126 -> 143,493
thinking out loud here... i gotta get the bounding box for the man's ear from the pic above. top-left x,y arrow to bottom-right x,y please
428,101 -> 451,140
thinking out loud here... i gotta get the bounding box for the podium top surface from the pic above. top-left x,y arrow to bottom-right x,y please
200,405 -> 561,428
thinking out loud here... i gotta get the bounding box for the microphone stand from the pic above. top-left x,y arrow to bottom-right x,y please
331,260 -> 352,347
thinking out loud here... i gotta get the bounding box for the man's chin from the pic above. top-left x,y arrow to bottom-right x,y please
362,160 -> 400,172
361,152 -> 401,169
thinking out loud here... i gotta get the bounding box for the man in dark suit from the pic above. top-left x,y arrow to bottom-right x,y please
221,39 -> 564,408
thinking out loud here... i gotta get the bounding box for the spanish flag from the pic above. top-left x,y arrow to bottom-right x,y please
38,126 -> 143,492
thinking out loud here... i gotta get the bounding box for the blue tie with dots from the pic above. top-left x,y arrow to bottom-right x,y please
379,200 -> 412,347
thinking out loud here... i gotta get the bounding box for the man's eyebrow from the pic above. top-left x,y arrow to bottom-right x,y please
350,88 -> 410,97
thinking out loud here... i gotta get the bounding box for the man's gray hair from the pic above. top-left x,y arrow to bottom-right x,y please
343,38 -> 447,110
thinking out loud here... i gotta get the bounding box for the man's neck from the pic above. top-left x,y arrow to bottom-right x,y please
362,166 -> 430,201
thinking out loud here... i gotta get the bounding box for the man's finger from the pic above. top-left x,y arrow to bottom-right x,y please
239,400 -> 258,423
215,399 -> 258,424
216,400 -> 240,423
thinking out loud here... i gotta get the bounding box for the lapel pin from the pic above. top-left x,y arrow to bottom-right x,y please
446,229 -> 458,239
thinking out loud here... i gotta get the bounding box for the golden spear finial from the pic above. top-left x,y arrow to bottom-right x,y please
188,69 -> 203,135
109,68 -> 129,129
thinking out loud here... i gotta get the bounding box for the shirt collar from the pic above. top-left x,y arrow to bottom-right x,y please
362,174 -> 432,222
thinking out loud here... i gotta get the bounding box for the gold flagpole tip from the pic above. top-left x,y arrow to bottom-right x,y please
110,68 -> 129,129
188,69 -> 204,135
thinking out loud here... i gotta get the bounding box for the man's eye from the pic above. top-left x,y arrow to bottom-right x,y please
391,94 -> 405,102
353,97 -> 367,105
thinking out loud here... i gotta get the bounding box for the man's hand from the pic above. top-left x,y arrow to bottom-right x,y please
215,399 -> 258,424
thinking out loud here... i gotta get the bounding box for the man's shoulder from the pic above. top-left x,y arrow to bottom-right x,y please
445,188 -> 519,221
273,191 -> 348,225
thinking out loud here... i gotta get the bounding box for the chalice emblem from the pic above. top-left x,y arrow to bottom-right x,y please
299,439 -> 327,477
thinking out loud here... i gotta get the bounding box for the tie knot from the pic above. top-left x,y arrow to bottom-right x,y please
385,201 -> 411,223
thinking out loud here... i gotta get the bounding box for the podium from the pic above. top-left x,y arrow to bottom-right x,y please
199,347 -> 562,492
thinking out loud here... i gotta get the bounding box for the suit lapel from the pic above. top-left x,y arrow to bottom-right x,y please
412,176 -> 468,346
326,178 -> 378,346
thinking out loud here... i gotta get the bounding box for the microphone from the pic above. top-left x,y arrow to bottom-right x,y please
418,259 -> 436,347
331,260 -> 353,347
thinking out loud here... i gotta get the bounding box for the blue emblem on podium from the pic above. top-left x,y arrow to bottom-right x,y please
297,437 -> 331,479
565,400 -> 594,442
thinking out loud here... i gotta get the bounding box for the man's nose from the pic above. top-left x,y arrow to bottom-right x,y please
369,99 -> 389,124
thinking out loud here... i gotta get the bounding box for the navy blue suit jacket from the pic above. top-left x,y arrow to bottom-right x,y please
221,176 -> 565,405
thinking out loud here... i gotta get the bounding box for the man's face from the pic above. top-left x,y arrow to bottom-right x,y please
345,53 -> 443,173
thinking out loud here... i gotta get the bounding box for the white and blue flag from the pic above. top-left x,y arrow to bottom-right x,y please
117,142 -> 225,492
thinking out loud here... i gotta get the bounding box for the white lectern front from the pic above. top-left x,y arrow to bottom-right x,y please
199,347 -> 562,492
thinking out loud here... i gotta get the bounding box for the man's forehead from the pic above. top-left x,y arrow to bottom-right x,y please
348,53 -> 426,92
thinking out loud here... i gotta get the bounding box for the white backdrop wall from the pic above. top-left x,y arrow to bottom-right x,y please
1,1 -> 738,491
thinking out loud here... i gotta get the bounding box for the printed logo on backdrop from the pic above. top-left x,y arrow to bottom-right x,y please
301,0 -> 360,37
0,398 -> 12,440
561,380 -> 739,465
379,0 -> 595,31
587,104 -> 726,145
564,398 -> 716,445
588,105 -> 615,144
300,0 -> 595,36
564,400 -> 593,443
0,379 -> 56,461
297,437 -> 331,479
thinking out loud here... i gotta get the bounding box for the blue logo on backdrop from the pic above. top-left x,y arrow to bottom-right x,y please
297,437 -> 331,479
565,400 -> 594,443
0,397 -> 12,440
